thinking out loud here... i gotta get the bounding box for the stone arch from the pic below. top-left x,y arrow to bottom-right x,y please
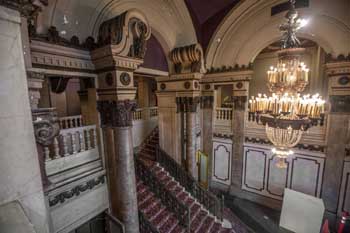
206,0 -> 350,68
37,0 -> 197,70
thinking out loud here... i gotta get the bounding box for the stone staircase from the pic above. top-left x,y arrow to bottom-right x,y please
136,127 -> 234,233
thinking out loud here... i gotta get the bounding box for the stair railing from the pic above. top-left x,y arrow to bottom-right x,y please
156,146 -> 224,221
135,158 -> 191,232
139,211 -> 159,233
105,211 -> 125,233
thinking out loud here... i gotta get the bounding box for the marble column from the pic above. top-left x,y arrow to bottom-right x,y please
231,96 -> 248,189
0,5 -> 50,233
322,60 -> 350,224
201,95 -> 214,182
184,97 -> 200,178
97,100 -> 139,233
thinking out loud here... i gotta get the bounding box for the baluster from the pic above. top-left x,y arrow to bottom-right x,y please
86,130 -> 92,150
44,146 -> 51,161
62,134 -> 69,156
79,115 -> 83,126
79,130 -> 86,152
92,128 -> 97,148
71,132 -> 77,154
53,137 -> 60,159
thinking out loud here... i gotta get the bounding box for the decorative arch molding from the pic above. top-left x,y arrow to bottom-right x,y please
206,0 -> 350,68
37,0 -> 197,66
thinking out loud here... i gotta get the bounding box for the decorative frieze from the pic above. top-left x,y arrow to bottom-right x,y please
48,175 -> 105,207
170,43 -> 206,74
207,63 -> 253,74
97,100 -> 137,127
325,53 -> 350,63
213,133 -> 233,139
244,137 -> 326,153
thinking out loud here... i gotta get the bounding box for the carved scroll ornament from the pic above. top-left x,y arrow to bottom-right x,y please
170,43 -> 206,74
97,10 -> 151,58
32,108 -> 60,146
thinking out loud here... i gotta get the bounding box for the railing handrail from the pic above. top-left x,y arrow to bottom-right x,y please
59,115 -> 82,120
216,107 -> 232,110
60,124 -> 96,135
105,211 -> 125,233
155,146 -> 224,221
135,158 -> 190,231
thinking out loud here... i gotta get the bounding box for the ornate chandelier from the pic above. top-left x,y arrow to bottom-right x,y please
248,0 -> 325,168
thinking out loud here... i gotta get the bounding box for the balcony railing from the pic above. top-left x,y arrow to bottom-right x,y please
135,158 -> 190,231
139,211 -> 159,233
132,107 -> 158,121
59,115 -> 83,129
43,125 -> 98,162
155,146 -> 224,221
105,212 -> 125,233
214,107 -> 233,134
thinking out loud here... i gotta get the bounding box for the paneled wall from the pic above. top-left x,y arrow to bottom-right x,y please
338,157 -> 350,216
242,143 -> 325,200
212,137 -> 232,185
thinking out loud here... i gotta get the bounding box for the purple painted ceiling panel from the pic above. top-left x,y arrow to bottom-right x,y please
142,34 -> 168,72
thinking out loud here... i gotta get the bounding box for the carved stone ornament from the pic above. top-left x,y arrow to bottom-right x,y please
97,100 -> 137,127
184,81 -> 191,89
170,43 -> 206,74
0,0 -> 47,17
97,10 -> 151,58
49,175 -> 105,207
32,108 -> 60,146
105,73 -> 114,86
160,83 -> 166,90
338,76 -> 350,85
120,72 -> 131,86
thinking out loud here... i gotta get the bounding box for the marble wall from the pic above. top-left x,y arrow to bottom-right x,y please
0,6 -> 50,233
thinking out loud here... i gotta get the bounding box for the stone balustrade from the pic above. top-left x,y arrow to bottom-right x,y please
132,107 -> 158,121
43,125 -> 98,161
59,115 -> 83,129
214,107 -> 233,134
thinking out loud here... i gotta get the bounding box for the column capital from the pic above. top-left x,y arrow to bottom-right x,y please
233,96 -> 248,111
176,96 -> 200,113
200,96 -> 214,109
97,100 -> 137,127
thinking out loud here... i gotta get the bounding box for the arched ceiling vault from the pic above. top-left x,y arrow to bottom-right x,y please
206,0 -> 350,68
37,0 -> 198,60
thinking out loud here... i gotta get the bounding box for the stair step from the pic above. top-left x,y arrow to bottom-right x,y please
144,200 -> 164,219
166,181 -> 178,190
177,192 -> 189,203
190,203 -> 201,219
159,214 -> 179,233
209,222 -> 222,233
185,197 -> 195,207
191,210 -> 208,232
139,195 -> 157,210
137,189 -> 152,204
173,186 -> 184,196
198,216 -> 215,233
170,224 -> 185,233
152,209 -> 171,228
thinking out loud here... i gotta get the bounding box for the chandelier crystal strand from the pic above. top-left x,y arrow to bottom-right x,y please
248,0 -> 326,168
